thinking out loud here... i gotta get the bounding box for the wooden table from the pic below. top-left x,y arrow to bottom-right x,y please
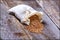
0,0 -> 59,40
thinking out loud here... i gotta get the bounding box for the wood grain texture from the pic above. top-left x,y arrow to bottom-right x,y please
36,0 -> 60,29
0,0 -> 59,40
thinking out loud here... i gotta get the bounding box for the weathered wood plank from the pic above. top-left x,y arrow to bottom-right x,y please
0,0 -> 59,40
0,3 -> 32,40
2,0 -> 41,9
36,0 -> 60,29
27,8 -> 59,39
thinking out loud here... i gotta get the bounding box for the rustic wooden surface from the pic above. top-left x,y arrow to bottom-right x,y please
0,0 -> 59,40
36,0 -> 60,29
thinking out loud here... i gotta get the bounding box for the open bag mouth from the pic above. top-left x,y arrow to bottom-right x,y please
25,14 -> 44,33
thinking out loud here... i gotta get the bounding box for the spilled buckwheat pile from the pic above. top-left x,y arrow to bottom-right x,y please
25,15 -> 44,33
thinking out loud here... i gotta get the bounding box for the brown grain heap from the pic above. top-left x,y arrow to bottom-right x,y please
25,15 -> 44,33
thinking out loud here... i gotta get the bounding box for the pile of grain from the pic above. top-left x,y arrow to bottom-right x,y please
25,15 -> 44,33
